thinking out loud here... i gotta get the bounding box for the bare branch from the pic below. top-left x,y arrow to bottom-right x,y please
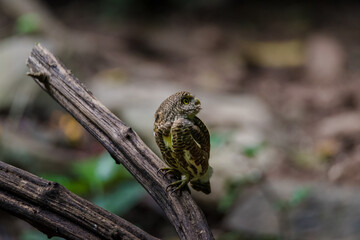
26,44 -> 214,240
0,160 -> 158,240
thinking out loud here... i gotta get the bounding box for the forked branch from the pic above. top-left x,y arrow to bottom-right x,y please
26,44 -> 214,240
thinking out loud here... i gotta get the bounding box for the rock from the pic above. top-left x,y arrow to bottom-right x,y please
317,112 -> 360,138
305,34 -> 346,83
197,128 -> 280,202
243,40 -> 305,68
191,25 -> 224,51
190,53 -> 245,91
288,183 -> 360,240
328,153 -> 360,184
314,138 -> 341,159
223,189 -> 279,235
223,179 -> 360,240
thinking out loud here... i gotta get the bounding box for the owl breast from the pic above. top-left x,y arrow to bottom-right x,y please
163,134 -> 173,150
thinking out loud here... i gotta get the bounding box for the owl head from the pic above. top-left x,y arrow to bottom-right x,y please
174,91 -> 201,118
156,91 -> 202,122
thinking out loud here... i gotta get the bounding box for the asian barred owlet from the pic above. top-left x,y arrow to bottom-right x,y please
154,91 -> 212,194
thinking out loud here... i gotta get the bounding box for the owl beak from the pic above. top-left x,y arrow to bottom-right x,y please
194,98 -> 201,105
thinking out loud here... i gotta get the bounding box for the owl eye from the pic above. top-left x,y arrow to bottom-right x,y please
182,97 -> 190,105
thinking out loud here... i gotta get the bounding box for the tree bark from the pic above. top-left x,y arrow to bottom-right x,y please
0,160 -> 157,240
26,43 -> 214,240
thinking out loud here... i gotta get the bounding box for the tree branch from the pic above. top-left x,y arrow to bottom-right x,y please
26,44 -> 214,240
0,160 -> 157,240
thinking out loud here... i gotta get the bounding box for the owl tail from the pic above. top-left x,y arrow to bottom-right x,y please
190,179 -> 211,194
190,166 -> 213,195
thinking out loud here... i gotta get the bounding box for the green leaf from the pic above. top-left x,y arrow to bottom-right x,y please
95,153 -> 118,181
40,174 -> 89,195
95,152 -> 133,180
40,174 -> 72,189
276,187 -> 312,211
93,181 -> 145,215
15,13 -> 41,34
72,156 -> 98,181
218,186 -> 239,212
41,152 -> 135,196
242,142 -> 267,158
289,187 -> 311,207
218,173 -> 262,212
71,156 -> 105,192
210,131 -> 232,148
21,230 -> 64,240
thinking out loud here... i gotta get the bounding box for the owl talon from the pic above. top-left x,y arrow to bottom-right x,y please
157,168 -> 170,178
156,168 -> 165,177
166,177 -> 190,195
157,168 -> 180,180
166,184 -> 174,192
169,185 -> 191,196
170,188 -> 182,196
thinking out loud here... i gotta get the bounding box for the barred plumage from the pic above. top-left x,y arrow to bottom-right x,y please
154,91 -> 212,194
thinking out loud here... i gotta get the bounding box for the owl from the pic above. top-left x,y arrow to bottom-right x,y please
154,91 -> 212,194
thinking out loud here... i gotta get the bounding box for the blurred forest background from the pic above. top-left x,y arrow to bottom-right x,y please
1,0 -> 360,239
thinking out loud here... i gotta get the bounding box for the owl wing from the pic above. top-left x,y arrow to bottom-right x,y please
191,116 -> 210,156
171,118 -> 210,174
189,117 -> 212,194
170,117 -> 212,194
